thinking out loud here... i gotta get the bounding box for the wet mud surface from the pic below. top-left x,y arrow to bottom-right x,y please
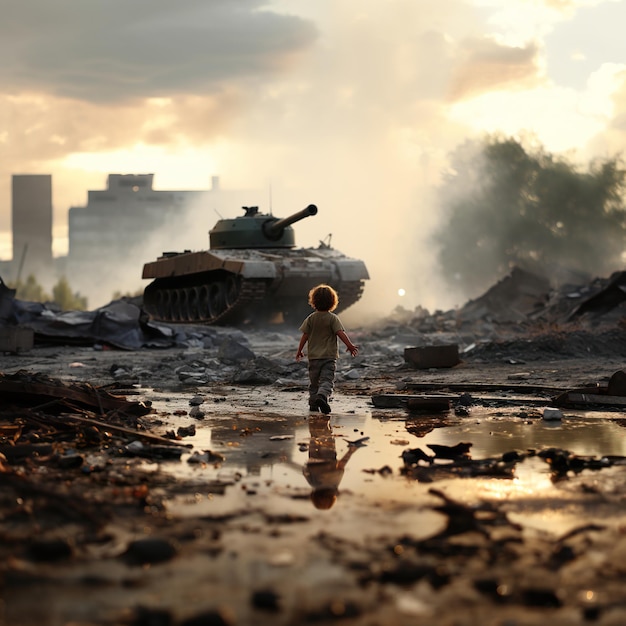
4,327 -> 626,626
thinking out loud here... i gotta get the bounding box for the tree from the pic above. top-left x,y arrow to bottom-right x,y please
111,287 -> 144,301
12,274 -> 50,302
52,277 -> 88,311
432,136 -> 626,298
8,274 -> 88,310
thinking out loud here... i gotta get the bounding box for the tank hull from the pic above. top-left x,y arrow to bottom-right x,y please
142,246 -> 369,325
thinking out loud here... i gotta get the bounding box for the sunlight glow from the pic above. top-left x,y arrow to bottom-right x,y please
0,232 -> 10,261
61,144 -> 218,190
448,85 -> 607,154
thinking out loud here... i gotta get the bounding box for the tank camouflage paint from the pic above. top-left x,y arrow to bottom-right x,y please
141,204 -> 369,325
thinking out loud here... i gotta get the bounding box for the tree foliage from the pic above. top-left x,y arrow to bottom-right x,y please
52,276 -> 88,311
14,274 -> 50,303
432,136 -> 626,298
11,274 -> 88,311
111,287 -> 144,301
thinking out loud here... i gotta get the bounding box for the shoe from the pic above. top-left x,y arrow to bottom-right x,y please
315,395 -> 331,415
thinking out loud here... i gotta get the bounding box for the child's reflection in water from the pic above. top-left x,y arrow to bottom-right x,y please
304,415 -> 364,510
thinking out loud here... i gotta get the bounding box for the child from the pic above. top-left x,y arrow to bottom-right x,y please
303,415 -> 362,509
296,284 -> 359,414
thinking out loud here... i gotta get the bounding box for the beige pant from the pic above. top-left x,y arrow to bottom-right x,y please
307,358 -> 337,404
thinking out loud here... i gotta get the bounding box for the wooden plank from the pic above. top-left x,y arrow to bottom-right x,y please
371,393 -> 554,409
553,392 -> 626,409
55,413 -> 192,448
401,382 -> 569,395
0,371 -> 151,415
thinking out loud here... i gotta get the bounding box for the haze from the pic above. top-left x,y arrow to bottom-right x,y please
2,0 -> 625,319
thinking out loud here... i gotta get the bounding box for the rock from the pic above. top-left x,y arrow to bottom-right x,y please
542,407 -> 563,421
251,589 -> 281,612
189,406 -> 206,419
177,424 -> 196,437
180,609 -> 234,626
26,538 -> 73,562
218,337 -> 255,363
187,450 -> 225,464
123,537 -> 178,565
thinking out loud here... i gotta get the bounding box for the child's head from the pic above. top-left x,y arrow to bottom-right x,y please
308,284 -> 339,312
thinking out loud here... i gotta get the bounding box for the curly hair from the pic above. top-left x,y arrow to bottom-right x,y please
308,284 -> 339,312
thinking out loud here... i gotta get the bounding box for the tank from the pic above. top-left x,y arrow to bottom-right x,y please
141,204 -> 369,325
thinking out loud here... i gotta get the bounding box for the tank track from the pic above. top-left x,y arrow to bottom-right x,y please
145,277 -> 268,325
144,278 -> 366,325
210,278 -> 267,325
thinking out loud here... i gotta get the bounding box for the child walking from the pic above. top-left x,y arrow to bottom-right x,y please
296,284 -> 359,414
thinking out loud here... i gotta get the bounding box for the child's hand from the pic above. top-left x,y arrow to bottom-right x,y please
346,344 -> 359,357
296,351 -> 305,361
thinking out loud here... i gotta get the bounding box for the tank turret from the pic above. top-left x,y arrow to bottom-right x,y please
209,204 -> 318,249
142,203 -> 369,325
263,204 -> 318,240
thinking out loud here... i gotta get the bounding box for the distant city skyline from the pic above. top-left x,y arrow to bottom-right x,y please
2,173 -> 263,309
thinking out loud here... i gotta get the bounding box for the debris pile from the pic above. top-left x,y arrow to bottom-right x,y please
399,442 -> 626,483
372,267 -> 626,365
0,371 -> 189,569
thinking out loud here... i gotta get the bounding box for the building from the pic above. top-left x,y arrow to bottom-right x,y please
11,174 -> 53,284
3,173 -> 261,309
65,174 -> 259,308
68,174 -> 206,262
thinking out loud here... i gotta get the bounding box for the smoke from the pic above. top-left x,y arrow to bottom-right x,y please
65,187 -> 264,308
2,0 -> 626,320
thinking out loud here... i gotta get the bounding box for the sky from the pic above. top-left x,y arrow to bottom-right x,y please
2,0 -> 626,318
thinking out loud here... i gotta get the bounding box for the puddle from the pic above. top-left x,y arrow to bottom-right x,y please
138,390 -> 626,537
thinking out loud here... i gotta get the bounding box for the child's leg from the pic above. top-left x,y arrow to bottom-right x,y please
316,359 -> 337,401
308,359 -> 322,407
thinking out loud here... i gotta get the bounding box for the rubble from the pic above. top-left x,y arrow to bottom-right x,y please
0,326 -> 33,353
4,267 -> 626,625
403,344 -> 460,368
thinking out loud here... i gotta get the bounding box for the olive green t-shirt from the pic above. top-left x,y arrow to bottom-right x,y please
299,311 -> 345,359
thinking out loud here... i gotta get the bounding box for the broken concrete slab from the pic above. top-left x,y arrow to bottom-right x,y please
404,344 -> 460,369
608,369 -> 626,396
458,266 -> 551,324
0,326 -> 34,353
569,270 -> 626,320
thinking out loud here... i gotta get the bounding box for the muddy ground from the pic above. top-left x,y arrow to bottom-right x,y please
3,322 -> 626,626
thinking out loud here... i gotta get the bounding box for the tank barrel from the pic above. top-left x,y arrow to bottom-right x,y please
263,204 -> 318,239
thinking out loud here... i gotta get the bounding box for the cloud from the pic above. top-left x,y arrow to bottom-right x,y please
1,0 -> 625,317
544,0 -> 626,89
587,67 -> 626,155
0,0 -> 317,102
448,38 -> 543,101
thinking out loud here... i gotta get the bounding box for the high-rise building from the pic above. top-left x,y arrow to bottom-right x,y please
65,174 -> 259,308
2,172 -> 261,309
11,174 -> 53,284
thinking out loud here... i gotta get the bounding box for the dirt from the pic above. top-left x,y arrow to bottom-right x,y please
3,324 -> 626,626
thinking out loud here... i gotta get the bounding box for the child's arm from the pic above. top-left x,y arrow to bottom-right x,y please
337,330 -> 359,357
296,333 -> 308,361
